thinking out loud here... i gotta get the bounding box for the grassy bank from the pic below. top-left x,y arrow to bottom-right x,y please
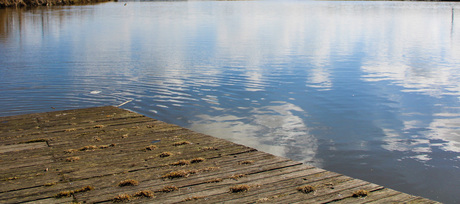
0,0 -> 112,7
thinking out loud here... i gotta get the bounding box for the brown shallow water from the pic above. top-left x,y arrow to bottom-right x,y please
1,1 -> 460,202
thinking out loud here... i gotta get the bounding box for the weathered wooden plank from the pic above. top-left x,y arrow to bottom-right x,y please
281,179 -> 374,203
0,173 -> 61,194
364,192 -> 422,203
0,156 -> 53,171
0,142 -> 48,153
405,197 -> 440,204
22,197 -> 74,204
329,188 -> 402,204
302,183 -> 383,203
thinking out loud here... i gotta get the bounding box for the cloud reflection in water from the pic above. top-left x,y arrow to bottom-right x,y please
190,102 -> 319,166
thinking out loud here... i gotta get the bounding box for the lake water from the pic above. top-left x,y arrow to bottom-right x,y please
1,0 -> 460,202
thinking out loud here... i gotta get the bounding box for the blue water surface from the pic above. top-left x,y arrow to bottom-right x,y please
1,1 -> 460,202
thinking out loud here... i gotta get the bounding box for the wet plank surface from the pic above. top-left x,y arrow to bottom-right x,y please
0,106 -> 438,203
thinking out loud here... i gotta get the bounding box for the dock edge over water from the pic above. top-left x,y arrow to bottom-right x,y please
0,106 -> 439,203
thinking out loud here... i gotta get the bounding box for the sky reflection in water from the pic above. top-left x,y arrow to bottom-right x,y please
1,1 -> 460,202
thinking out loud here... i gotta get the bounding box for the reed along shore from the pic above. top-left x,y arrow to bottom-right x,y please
0,0 -> 112,8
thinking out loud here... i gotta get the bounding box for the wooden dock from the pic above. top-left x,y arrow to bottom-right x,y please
0,106 -> 438,203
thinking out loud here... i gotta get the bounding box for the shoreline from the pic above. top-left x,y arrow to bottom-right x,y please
1,0 -> 454,8
0,0 -> 113,8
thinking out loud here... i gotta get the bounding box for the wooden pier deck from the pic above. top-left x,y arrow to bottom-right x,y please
0,106 -> 438,203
